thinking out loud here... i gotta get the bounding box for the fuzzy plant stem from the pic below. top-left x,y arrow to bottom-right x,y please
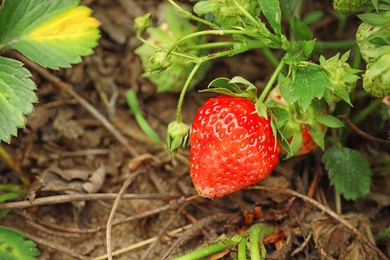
352,98 -> 382,125
232,0 -> 263,28
136,33 -> 196,60
167,0 -> 217,28
314,40 -> 357,52
175,62 -> 203,123
166,29 -> 258,56
258,59 -> 285,102
249,224 -> 263,260
237,236 -> 248,260
173,242 -> 228,260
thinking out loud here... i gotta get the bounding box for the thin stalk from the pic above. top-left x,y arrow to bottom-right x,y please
334,186 -> 342,214
167,0 -> 217,28
136,34 -> 197,60
232,0 -> 263,29
190,41 -> 237,50
314,40 -> 357,52
175,62 -> 203,122
258,59 -> 285,102
173,242 -> 228,260
352,98 -> 382,125
352,48 -> 362,70
166,29 -> 257,56
261,48 -> 280,68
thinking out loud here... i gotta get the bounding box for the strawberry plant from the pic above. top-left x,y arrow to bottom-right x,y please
133,0 -> 390,204
0,0 -> 100,258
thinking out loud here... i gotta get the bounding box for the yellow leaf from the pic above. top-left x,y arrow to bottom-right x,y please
27,6 -> 100,42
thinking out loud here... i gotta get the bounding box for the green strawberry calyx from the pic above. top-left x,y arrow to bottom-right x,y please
266,86 -> 344,158
166,121 -> 190,152
319,51 -> 361,105
148,51 -> 171,73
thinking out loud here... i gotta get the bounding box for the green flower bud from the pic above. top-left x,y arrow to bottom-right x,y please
148,51 -> 171,73
166,121 -> 190,152
134,13 -> 152,34
320,52 -> 360,102
333,0 -> 366,12
356,22 -> 381,64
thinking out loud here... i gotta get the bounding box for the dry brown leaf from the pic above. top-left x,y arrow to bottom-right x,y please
128,153 -> 154,173
53,108 -> 84,140
311,214 -> 377,260
82,164 -> 107,193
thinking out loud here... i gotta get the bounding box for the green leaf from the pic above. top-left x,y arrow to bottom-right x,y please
259,0 -> 282,35
268,106 -> 291,127
126,89 -> 163,144
291,17 -> 313,41
365,26 -> 390,46
309,123 -> 325,150
358,12 -> 390,27
0,0 -> 100,69
323,146 -> 372,200
291,65 -> 332,110
289,129 -> 303,156
316,114 -> 345,128
229,76 -> 257,98
0,57 -> 37,143
282,40 -> 316,64
302,11 -> 324,25
0,226 -> 40,260
202,77 -> 253,98
193,0 -> 219,15
165,4 -> 193,38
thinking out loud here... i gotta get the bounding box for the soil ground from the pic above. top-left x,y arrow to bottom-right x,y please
1,0 -> 389,259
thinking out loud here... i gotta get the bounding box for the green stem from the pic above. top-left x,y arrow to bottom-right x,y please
352,98 -> 382,125
314,40 -> 357,52
190,41 -> 237,50
137,34 -> 197,60
249,224 -> 261,260
175,62 -> 203,122
166,29 -> 257,56
167,0 -> 217,28
237,236 -> 248,260
261,48 -> 280,68
258,59 -> 285,102
173,242 -> 228,260
232,0 -> 263,28
352,47 -> 362,70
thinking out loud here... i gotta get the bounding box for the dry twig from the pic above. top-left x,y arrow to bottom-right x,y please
106,170 -> 145,260
0,193 -> 180,210
340,114 -> 390,145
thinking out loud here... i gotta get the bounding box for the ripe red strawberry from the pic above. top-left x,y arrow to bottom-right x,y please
190,95 -> 280,199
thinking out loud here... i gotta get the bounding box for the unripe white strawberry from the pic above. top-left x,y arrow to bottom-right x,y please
356,22 -> 380,64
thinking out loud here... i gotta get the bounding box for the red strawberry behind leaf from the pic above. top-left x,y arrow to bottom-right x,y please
190,95 -> 280,199
291,124 -> 318,156
266,86 -> 344,157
